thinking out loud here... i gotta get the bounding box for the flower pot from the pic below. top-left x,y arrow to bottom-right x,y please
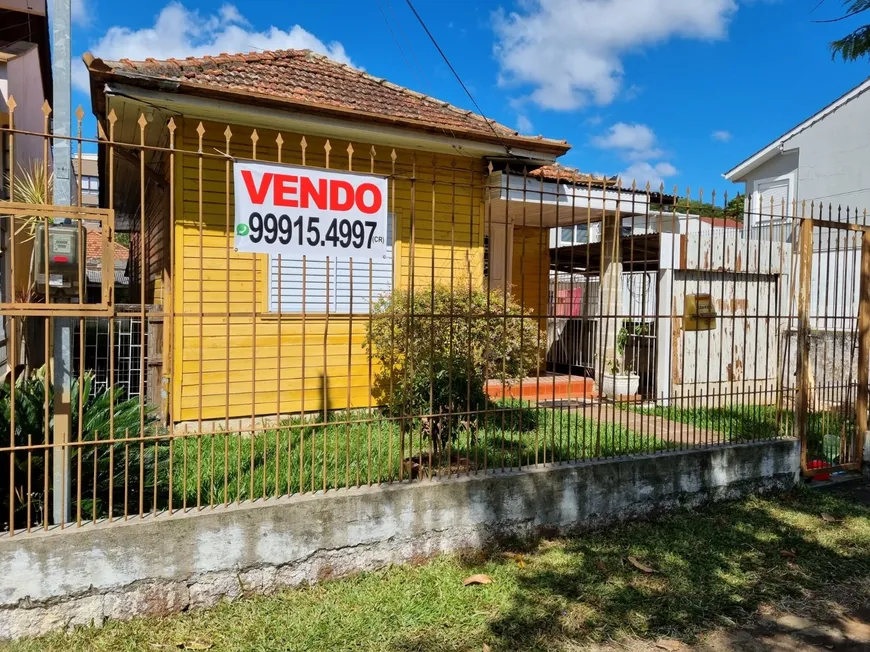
599,372 -> 640,399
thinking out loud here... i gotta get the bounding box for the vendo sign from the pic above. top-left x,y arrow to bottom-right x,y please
233,161 -> 389,259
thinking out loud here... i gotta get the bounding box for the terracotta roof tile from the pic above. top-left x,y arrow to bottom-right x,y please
528,164 -> 614,185
86,229 -> 129,261
91,49 -> 569,148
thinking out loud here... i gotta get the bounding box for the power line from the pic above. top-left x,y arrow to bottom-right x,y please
376,0 -> 423,91
402,0 -> 511,154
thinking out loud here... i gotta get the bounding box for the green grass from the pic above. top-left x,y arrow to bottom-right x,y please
633,403 -> 790,442
162,403 -> 667,507
6,485 -> 870,651
635,401 -> 850,440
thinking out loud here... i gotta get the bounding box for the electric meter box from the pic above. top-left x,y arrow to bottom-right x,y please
33,223 -> 84,293
683,293 -> 717,332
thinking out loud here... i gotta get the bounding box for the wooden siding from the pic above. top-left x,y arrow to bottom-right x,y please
171,119 -> 487,422
511,225 -> 549,319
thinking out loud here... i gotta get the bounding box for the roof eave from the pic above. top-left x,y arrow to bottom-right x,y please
724,75 -> 870,183
85,56 -> 572,158
723,146 -> 781,182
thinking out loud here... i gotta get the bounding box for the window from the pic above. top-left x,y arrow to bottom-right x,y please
81,175 -> 99,193
268,212 -> 394,314
560,227 -> 574,243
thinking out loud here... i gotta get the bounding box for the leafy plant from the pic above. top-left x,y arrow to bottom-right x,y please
607,323 -> 650,376
365,284 -> 541,457
815,0 -> 870,61
0,367 -> 160,530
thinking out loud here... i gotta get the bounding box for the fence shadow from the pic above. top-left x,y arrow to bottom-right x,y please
387,484 -> 870,652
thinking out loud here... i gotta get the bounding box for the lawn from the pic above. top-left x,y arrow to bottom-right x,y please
72,402 -> 667,519
633,402 -> 791,442
6,484 -> 870,651
633,400 -> 854,451
164,402 -> 666,507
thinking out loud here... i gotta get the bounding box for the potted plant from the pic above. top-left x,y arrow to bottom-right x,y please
598,324 -> 641,399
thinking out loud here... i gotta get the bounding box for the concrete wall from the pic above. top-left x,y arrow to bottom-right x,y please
0,439 -> 800,640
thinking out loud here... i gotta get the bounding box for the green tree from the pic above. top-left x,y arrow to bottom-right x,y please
821,1 -> 870,61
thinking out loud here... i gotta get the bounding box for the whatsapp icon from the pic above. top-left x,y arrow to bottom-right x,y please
237,224 -> 250,236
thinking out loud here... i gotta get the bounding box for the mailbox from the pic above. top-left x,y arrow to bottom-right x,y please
33,223 -> 84,296
683,293 -> 716,331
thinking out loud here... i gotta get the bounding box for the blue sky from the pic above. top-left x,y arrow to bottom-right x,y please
67,0 -> 869,200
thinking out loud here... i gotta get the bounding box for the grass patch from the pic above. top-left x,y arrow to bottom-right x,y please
634,401 -> 853,453
5,485 -> 870,651
165,403 -> 667,505
633,403 -> 790,442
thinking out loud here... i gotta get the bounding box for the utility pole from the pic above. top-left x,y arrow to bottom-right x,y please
51,0 -> 72,525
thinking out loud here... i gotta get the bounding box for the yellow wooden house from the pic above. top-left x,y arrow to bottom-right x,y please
84,49 -> 577,425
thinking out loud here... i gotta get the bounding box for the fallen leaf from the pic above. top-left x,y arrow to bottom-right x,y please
655,640 -> 683,651
483,645 -> 491,652
516,558 -> 526,569
758,604 -> 775,616
821,513 -> 842,523
463,574 -> 493,586
715,516 -> 728,527
779,550 -> 798,559
595,560 -> 608,572
628,556 -> 655,574
180,642 -> 213,651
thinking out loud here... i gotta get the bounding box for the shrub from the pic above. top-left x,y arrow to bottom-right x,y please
0,368 -> 159,530
365,284 -> 541,456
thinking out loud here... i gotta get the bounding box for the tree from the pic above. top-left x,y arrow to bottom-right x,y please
820,1 -> 870,61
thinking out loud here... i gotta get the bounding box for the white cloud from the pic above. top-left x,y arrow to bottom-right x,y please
621,161 -> 677,188
593,122 -> 676,186
516,114 -> 534,133
711,129 -> 732,142
592,122 -> 664,160
72,0 -> 89,26
74,2 -> 355,92
493,0 -> 737,110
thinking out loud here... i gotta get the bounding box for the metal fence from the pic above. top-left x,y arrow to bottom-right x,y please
0,100 -> 867,536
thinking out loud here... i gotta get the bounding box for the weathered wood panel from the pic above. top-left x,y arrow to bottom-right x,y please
679,231 -> 793,275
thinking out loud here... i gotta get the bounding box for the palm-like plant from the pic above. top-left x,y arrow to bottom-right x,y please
0,368 -> 160,530
7,161 -> 53,240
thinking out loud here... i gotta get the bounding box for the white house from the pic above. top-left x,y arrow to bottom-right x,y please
724,76 -> 870,225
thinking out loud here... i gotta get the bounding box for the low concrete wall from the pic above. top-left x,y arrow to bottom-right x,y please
0,439 -> 800,639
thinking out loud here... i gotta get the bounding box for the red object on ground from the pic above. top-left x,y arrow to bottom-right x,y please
806,459 -> 830,481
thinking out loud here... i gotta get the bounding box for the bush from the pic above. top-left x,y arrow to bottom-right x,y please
0,368 -> 159,530
365,284 -> 541,456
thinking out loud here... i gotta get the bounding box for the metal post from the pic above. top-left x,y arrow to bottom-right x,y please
51,0 -> 72,525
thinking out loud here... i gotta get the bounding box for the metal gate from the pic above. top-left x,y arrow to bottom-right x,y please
796,218 -> 869,477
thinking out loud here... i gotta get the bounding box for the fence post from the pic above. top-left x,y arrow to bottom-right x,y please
795,218 -> 813,473
855,230 -> 870,457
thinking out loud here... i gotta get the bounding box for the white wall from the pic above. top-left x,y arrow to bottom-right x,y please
785,88 -> 870,212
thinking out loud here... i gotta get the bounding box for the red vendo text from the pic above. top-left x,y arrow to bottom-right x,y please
241,170 -> 382,214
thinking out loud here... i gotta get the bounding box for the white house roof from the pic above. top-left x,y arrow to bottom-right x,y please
723,76 -> 870,182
